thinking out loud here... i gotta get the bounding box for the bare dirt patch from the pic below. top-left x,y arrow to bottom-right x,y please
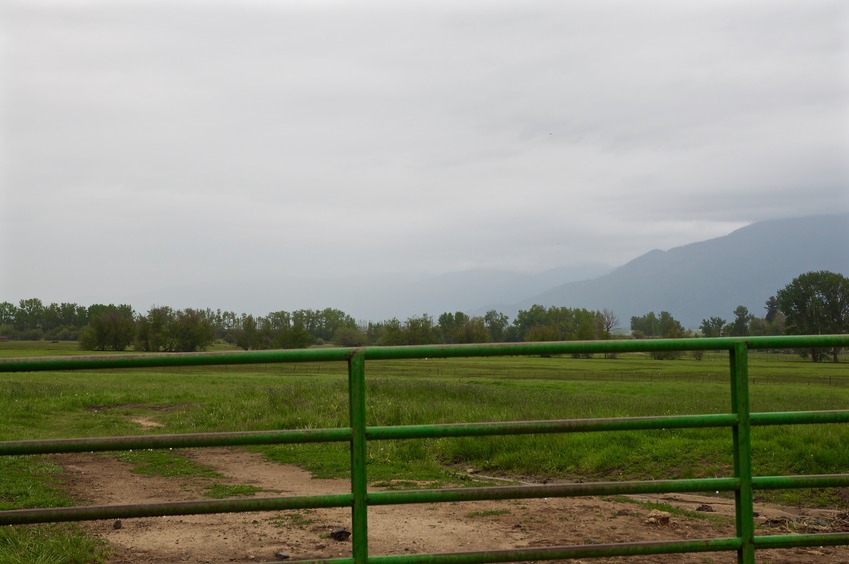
54,446 -> 849,564
52,414 -> 849,563
129,416 -> 165,428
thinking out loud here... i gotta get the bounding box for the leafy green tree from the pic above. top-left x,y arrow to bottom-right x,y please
437,311 -> 469,343
437,311 -> 490,344
513,305 -> 549,341
314,308 -> 358,342
136,307 -> 177,352
775,270 -> 849,362
267,311 -> 292,332
366,321 -> 388,345
483,310 -> 510,342
455,316 -> 491,343
512,305 -> 607,345
572,308 -> 603,341
631,311 -> 683,339
234,314 -> 261,350
217,310 -> 240,342
370,315 -> 437,346
289,308 -> 356,342
173,309 -> 215,352
376,318 -> 405,346
42,303 -> 62,333
229,310 -> 317,350
658,311 -> 685,338
0,302 -> 15,326
764,296 -> 780,323
279,325 -> 314,349
15,298 -> 44,331
748,315 -> 783,337
630,311 -> 660,339
42,302 -> 85,339
729,306 -> 754,337
631,311 -> 685,359
332,326 -> 367,347
405,314 -> 436,345
524,324 -> 560,342
79,304 -> 135,351
699,317 -> 726,338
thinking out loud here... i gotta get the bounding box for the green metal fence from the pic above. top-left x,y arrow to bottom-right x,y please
1,335 -> 849,563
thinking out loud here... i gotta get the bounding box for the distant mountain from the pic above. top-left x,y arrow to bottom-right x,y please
513,213 -> 849,329
385,263 -> 614,319
125,214 -> 846,326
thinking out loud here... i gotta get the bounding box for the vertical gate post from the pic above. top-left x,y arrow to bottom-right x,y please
730,342 -> 755,563
348,350 -> 369,562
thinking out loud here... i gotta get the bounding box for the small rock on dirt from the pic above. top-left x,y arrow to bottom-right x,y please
274,551 -> 290,560
696,504 -> 714,512
645,509 -> 671,525
113,519 -> 122,530
331,528 -> 351,541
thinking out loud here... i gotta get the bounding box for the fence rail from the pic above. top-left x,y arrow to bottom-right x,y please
1,335 -> 849,563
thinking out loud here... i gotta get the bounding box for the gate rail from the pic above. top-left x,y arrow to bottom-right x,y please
2,335 -> 849,563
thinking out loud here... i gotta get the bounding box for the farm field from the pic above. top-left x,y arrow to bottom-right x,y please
0,341 -> 848,563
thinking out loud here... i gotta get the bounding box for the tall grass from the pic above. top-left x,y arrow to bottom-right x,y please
0,524 -> 107,564
1,348 -> 847,506
0,456 -> 108,563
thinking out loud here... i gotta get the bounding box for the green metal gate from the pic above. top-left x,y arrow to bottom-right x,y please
1,335 -> 848,563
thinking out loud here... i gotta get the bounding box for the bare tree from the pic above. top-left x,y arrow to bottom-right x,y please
600,308 -> 620,358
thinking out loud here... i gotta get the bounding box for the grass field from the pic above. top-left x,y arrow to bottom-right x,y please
0,340 -> 847,562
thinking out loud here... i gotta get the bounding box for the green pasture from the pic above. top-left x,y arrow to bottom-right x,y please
0,341 -> 847,562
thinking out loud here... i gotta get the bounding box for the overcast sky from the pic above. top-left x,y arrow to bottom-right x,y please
1,0 -> 848,315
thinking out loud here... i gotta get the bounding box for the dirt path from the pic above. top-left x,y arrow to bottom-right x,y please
56,426 -> 849,563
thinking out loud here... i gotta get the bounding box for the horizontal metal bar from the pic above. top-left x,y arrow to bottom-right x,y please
753,532 -> 849,550
2,335 -> 847,373
12,409 -> 849,457
367,414 -> 738,440
0,479 -> 740,525
6,410 -> 847,457
359,335 -> 849,360
750,410 -> 849,426
367,478 -> 740,506
0,428 -> 352,456
0,415 -> 736,458
752,474 -> 849,490
0,493 -> 353,526
287,537 -> 743,564
0,347 -> 354,372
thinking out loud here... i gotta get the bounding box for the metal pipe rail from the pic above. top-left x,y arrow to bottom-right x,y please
1,335 -> 848,563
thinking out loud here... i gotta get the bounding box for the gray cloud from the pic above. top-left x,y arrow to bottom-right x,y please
2,0 -> 847,314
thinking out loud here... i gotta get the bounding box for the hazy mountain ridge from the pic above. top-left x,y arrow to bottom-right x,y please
123,214 -> 846,327
514,213 -> 849,329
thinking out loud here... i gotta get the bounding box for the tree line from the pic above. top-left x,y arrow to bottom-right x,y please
1,271 -> 846,361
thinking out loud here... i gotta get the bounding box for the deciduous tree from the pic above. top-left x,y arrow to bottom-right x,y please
699,317 -> 726,338
483,310 -> 510,342
730,306 -> 753,337
775,270 -> 849,362
79,304 -> 135,351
